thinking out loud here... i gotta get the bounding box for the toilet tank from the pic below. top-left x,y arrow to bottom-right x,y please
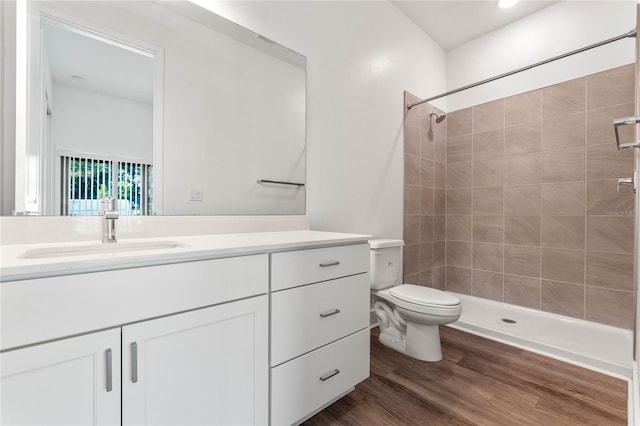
369,239 -> 404,290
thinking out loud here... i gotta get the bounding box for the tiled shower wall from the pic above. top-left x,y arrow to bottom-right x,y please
404,64 -> 636,329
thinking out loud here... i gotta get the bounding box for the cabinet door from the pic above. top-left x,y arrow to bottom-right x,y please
1,328 -> 121,425
122,295 -> 268,425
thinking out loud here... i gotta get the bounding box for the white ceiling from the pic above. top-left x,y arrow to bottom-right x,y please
392,0 -> 559,51
43,22 -> 154,105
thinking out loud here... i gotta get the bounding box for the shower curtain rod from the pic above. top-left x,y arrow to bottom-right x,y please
407,29 -> 637,110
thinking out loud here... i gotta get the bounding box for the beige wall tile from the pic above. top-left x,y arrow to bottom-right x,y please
420,215 -> 434,243
587,143 -> 634,181
504,153 -> 541,185
505,121 -> 541,155
542,112 -> 585,151
541,248 -> 585,284
542,77 -> 586,119
473,100 -> 505,134
419,243 -> 434,272
434,215 -> 446,241
420,187 -> 434,214
405,154 -> 420,186
404,185 -> 420,214
504,185 -> 541,216
504,275 -> 541,309
433,267 -> 446,290
446,215 -> 472,242
587,64 -> 634,110
445,266 -> 472,295
473,187 -> 503,216
541,280 -> 585,318
448,134 -> 473,163
404,91 -> 423,127
586,216 -> 634,254
505,216 -> 541,246
446,189 -> 472,215
585,287 -> 633,329
434,241 -> 445,268
586,251 -> 634,291
504,245 -> 541,278
473,158 -> 503,188
541,216 -> 585,249
404,273 -> 420,284
541,182 -> 585,216
420,159 -> 435,188
404,243 -> 420,276
404,214 -> 420,245
473,243 -> 503,272
421,128 -> 435,161
446,241 -> 472,268
447,108 -> 472,138
435,136 -> 447,165
505,90 -> 542,127
473,129 -> 504,159
435,163 -> 446,189
473,216 -> 504,243
404,125 -> 421,156
435,189 -> 446,215
472,270 -> 504,302
587,103 -> 634,146
418,270 -> 434,287
541,146 -> 585,183
586,180 -> 634,216
447,162 -> 472,189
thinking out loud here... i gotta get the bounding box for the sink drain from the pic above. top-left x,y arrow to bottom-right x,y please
501,318 -> 517,324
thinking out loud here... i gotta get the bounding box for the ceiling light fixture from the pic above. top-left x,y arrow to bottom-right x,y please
498,0 -> 519,8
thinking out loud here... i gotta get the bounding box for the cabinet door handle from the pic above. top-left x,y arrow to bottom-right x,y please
131,342 -> 138,383
320,308 -> 341,318
319,369 -> 340,382
105,348 -> 113,392
319,261 -> 340,267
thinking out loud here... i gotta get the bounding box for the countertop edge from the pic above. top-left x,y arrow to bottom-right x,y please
1,231 -> 373,282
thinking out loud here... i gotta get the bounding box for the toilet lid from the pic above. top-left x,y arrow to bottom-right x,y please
389,284 -> 460,307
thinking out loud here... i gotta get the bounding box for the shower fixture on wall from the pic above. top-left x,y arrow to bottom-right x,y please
428,112 -> 446,138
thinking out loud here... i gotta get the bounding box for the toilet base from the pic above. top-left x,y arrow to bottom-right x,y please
377,322 -> 443,362
405,322 -> 442,362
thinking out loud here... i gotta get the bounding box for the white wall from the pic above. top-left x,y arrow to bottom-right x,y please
192,1 -> 447,238
52,84 -> 153,161
446,1 -> 636,111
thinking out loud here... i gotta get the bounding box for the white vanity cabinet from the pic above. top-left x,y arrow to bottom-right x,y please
1,254 -> 269,426
122,295 -> 268,425
269,244 -> 371,426
1,328 -> 122,426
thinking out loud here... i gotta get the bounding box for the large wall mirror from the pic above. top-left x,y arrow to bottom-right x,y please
9,0 -> 306,216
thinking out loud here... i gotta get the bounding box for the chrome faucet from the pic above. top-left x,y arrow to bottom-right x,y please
101,197 -> 119,243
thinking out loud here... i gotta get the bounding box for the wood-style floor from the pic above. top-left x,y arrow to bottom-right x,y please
304,327 -> 627,425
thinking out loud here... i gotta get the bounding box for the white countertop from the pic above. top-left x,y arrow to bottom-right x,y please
0,230 -> 372,282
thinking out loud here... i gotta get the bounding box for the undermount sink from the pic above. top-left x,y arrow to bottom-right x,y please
19,241 -> 186,260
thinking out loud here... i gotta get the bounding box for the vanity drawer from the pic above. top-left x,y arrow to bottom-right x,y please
270,328 -> 370,426
271,243 -> 369,291
271,274 -> 369,366
1,254 -> 268,351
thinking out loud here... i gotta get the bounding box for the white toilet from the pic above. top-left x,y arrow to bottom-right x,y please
369,239 -> 462,362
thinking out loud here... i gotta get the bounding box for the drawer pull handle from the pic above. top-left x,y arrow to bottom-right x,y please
131,342 -> 138,383
319,369 -> 341,382
105,348 -> 113,392
319,261 -> 340,268
320,308 -> 341,318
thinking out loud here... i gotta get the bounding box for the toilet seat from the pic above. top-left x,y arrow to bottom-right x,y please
390,284 -> 460,307
376,285 -> 462,316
